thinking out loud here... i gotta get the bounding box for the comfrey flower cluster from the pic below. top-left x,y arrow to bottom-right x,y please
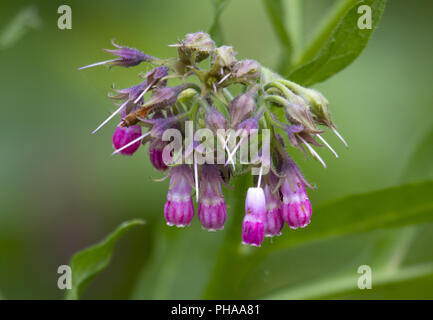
80,32 -> 346,247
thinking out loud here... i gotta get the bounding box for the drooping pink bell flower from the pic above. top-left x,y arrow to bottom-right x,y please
198,165 -> 227,231
164,165 -> 195,227
279,158 -> 312,229
242,187 -> 266,247
263,182 -> 284,237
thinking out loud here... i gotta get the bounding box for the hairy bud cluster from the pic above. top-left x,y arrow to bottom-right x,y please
80,32 -> 346,247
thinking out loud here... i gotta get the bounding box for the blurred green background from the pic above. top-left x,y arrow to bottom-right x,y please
0,0 -> 432,299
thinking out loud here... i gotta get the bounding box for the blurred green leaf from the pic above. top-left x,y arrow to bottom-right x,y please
131,221 -> 225,299
0,5 -> 41,50
208,0 -> 230,46
263,181 -> 433,253
262,0 -> 298,74
265,260 -> 433,299
290,0 -> 387,86
238,229 -> 413,299
204,181 -> 433,299
402,126 -> 433,182
65,219 -> 145,300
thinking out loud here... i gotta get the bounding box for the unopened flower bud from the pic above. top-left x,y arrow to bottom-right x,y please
79,40 -> 155,70
144,66 -> 169,88
177,32 -> 215,64
205,107 -> 227,133
213,45 -> 237,69
148,139 -> 168,171
236,117 -> 259,134
232,59 -> 261,83
229,88 -> 257,128
279,80 -> 333,127
112,125 -> 142,155
122,85 -> 187,126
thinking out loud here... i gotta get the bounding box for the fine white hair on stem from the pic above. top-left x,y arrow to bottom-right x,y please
133,82 -> 153,104
299,136 -> 327,169
332,127 -> 348,148
217,72 -> 231,85
194,153 -> 199,202
91,100 -> 129,135
317,134 -> 338,158
257,166 -> 263,188
111,131 -> 150,156
78,59 -> 115,70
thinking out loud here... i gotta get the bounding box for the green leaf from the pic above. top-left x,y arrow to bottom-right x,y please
131,221 -> 225,299
265,260 -> 433,299
402,126 -> 433,183
262,0 -> 300,74
65,219 -> 145,300
263,181 -> 433,253
289,0 -> 387,86
208,0 -> 230,46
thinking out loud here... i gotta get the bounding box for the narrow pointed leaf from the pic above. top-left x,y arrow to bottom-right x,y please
65,219 -> 145,300
290,0 -> 387,86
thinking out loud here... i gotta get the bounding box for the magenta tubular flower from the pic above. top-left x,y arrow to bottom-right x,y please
112,125 -> 142,156
164,165 -> 195,227
242,187 -> 266,247
198,165 -> 227,231
263,184 -> 284,237
280,161 -> 312,229
148,139 -> 168,171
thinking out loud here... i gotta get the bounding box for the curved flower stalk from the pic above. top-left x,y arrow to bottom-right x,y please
80,32 -> 346,247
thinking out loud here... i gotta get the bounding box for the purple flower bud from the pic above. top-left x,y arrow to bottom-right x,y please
279,160 -> 312,229
242,187 -> 266,247
284,97 -> 317,132
230,89 -> 257,128
280,80 -> 333,127
104,40 -> 153,67
141,114 -> 182,139
144,66 -> 169,88
263,184 -> 284,237
164,165 -> 195,227
144,84 -> 187,110
112,125 -> 142,156
122,85 -> 187,127
109,81 -> 148,102
236,117 -> 259,134
205,107 -> 227,133
148,139 -> 168,171
198,165 -> 227,231
79,40 -> 155,70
